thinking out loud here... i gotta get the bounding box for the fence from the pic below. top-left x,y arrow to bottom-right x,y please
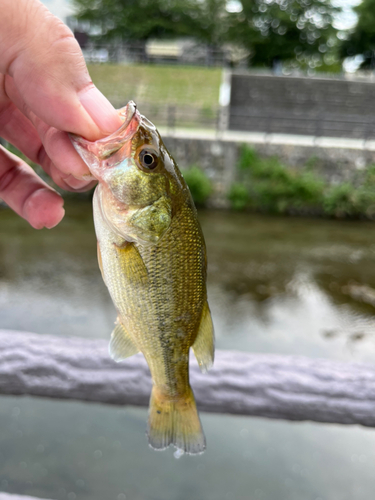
229,73 -> 375,140
80,42 -> 248,68
3,73 -> 375,139
101,101 -> 375,139
102,73 -> 375,139
117,102 -> 221,131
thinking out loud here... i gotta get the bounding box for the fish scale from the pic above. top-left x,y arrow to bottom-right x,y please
71,101 -> 214,454
138,205 -> 204,392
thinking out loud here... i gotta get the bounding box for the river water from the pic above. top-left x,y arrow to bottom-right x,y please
1,201 -> 375,500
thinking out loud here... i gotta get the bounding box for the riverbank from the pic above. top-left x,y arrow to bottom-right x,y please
4,128 -> 375,219
162,131 -> 375,218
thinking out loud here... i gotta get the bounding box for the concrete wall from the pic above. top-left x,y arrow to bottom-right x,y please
164,135 -> 237,208
163,132 -> 375,208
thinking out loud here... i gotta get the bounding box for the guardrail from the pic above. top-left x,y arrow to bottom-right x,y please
2,330 -> 375,426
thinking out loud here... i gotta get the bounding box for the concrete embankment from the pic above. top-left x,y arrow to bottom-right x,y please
161,128 -> 375,208
2,130 -> 374,210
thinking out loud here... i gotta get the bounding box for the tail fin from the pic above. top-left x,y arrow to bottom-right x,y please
147,386 -> 206,455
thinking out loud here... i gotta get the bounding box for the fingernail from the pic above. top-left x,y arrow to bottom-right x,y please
79,86 -> 122,136
64,174 -> 96,190
69,172 -> 96,182
45,207 -> 65,229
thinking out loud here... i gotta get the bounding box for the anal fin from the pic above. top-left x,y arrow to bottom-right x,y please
109,317 -> 139,362
192,301 -> 215,373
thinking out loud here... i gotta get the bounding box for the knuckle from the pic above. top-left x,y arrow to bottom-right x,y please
47,21 -> 80,55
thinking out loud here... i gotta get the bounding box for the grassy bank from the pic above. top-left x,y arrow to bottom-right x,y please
88,63 -> 221,109
228,146 -> 375,219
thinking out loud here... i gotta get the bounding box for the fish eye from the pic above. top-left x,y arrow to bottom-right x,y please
139,149 -> 159,170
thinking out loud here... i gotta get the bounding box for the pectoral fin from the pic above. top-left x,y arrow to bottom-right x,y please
192,301 -> 215,373
109,318 -> 139,362
114,242 -> 149,287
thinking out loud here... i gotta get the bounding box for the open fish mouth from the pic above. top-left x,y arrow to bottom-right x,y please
69,101 -> 141,176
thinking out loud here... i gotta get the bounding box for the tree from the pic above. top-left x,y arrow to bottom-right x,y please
227,0 -> 339,68
340,0 -> 375,69
72,0 -> 339,69
72,0 -> 208,42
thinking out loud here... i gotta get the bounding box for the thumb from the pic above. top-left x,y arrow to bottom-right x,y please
0,0 -> 122,140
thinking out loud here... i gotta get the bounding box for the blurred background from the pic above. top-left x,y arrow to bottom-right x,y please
4,0 -> 375,499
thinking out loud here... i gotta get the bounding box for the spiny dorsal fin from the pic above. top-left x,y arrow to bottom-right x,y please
109,318 -> 139,362
192,301 -> 215,373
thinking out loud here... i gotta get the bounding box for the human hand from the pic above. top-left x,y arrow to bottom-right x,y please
0,0 -> 122,229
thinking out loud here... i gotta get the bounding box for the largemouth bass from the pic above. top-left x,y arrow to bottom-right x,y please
71,101 -> 214,454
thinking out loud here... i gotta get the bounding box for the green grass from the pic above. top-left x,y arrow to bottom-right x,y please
88,63 -> 221,108
229,146 -> 375,219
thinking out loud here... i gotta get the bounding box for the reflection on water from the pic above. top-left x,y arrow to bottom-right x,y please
1,201 -> 375,499
2,201 -> 375,361
2,396 -> 375,500
201,210 -> 375,362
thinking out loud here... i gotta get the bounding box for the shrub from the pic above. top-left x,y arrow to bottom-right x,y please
229,146 -> 375,218
228,183 -> 249,210
182,166 -> 212,206
324,184 -> 375,219
229,146 -> 324,214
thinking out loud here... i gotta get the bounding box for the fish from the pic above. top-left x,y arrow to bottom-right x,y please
70,101 -> 214,455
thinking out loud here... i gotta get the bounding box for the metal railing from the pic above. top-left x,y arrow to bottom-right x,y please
229,73 -> 375,139
132,102 -> 221,132
228,106 -> 375,140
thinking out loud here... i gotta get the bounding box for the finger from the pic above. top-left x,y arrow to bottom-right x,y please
0,95 -> 42,162
0,0 -> 122,140
0,93 -> 94,185
0,97 -> 96,191
0,146 -> 64,229
37,147 -> 97,192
